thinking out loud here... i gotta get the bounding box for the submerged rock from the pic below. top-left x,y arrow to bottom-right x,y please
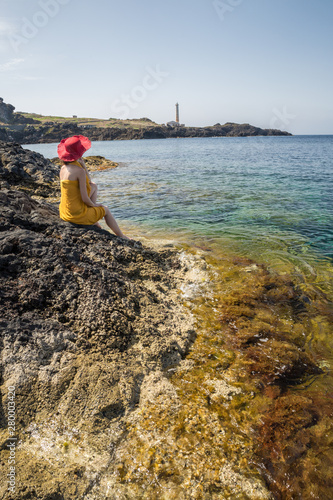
256,393 -> 333,499
218,267 -> 323,388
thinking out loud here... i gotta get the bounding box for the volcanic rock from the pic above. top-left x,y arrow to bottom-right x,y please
0,141 -> 59,197
0,186 -> 197,498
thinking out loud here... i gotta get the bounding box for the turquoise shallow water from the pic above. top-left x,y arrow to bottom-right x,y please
25,135 -> 333,286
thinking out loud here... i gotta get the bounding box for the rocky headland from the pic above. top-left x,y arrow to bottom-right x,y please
0,98 -> 39,127
0,98 -> 291,144
0,121 -> 292,145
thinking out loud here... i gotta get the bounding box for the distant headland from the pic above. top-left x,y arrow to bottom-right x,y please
0,98 -> 292,144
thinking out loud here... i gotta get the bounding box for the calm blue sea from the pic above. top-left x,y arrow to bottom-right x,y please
24,135 -> 333,288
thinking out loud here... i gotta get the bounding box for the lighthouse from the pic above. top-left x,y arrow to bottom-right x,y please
166,103 -> 184,128
176,102 -> 179,123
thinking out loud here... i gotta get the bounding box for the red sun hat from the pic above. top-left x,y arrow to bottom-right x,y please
57,135 -> 91,162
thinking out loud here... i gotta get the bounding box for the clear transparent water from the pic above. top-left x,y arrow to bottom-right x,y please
25,135 -> 333,274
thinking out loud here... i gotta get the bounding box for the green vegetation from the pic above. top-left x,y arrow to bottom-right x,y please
18,112 -> 159,129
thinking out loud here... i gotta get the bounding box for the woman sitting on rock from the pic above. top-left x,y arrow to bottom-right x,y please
58,135 -> 130,239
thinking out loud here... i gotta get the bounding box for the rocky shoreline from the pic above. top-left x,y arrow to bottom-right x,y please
0,141 -> 60,198
0,142 -> 278,499
0,98 -> 291,145
1,141 -> 331,499
0,141 -> 204,498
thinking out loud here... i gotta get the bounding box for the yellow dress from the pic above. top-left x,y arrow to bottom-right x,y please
59,162 -> 106,225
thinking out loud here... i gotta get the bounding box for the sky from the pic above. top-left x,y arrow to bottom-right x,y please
0,0 -> 332,134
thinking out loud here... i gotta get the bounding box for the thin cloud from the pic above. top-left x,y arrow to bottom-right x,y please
0,18 -> 17,36
12,74 -> 44,81
0,58 -> 24,71
0,17 -> 19,52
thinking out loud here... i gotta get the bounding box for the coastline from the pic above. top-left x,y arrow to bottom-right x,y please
0,141 -> 272,498
0,187 -> 273,498
0,121 -> 291,145
1,141 -> 332,499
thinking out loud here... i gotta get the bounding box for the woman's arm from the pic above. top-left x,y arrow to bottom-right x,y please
77,168 -> 97,207
77,158 -> 91,182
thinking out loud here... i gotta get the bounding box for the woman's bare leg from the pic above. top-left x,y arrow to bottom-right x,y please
104,207 -> 130,239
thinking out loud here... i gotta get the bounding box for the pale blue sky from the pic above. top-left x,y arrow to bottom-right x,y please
0,0 -> 332,134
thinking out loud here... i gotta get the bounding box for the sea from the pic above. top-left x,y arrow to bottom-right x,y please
24,135 -> 333,266
24,135 -> 333,498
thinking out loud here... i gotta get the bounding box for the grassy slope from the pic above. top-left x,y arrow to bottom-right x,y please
17,113 -> 160,129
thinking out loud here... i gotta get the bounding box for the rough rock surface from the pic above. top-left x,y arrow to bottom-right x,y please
0,188 -> 196,499
0,141 -> 60,197
0,98 -> 15,124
